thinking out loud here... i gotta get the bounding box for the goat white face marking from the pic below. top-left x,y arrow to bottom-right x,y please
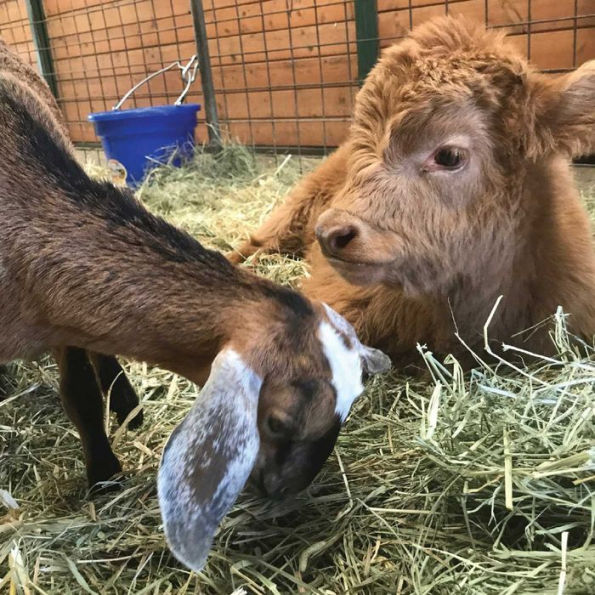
318,314 -> 364,422
157,348 -> 261,572
319,304 -> 391,420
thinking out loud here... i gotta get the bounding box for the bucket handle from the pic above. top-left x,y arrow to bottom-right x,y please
113,55 -> 199,111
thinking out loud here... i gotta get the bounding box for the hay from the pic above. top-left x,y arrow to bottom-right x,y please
1,147 -> 594,594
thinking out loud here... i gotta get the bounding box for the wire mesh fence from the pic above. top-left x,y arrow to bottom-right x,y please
0,0 -> 594,157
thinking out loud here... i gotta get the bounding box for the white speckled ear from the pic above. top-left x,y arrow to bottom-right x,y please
157,348 -> 261,572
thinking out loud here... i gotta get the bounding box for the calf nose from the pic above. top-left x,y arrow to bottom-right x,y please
316,223 -> 359,256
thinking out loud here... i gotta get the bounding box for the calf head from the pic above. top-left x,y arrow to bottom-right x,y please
158,300 -> 390,571
315,17 -> 595,296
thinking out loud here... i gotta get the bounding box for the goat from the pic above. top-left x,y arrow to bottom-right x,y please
0,44 -> 390,571
0,39 -> 142,437
230,17 -> 595,368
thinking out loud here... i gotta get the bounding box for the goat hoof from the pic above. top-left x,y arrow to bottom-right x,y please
89,478 -> 122,497
117,407 -> 144,430
87,454 -> 122,495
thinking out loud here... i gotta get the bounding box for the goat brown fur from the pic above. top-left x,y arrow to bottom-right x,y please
0,39 -> 68,140
0,39 -> 142,484
231,17 -> 595,368
0,40 -> 389,498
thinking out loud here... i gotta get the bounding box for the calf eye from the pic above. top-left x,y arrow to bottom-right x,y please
433,147 -> 466,169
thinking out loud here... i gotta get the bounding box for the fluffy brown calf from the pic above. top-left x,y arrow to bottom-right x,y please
232,17 -> 595,367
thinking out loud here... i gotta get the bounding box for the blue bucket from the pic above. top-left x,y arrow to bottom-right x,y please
88,103 -> 201,187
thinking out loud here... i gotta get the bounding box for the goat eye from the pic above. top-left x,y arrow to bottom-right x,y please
434,147 -> 465,169
266,415 -> 289,437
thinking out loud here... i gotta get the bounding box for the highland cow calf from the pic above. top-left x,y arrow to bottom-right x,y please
232,17 -> 595,367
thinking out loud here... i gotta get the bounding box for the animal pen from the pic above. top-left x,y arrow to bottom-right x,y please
1,1 -> 594,594
1,0 -> 594,155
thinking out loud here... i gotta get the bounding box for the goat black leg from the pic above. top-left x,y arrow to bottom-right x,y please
54,346 -> 121,490
0,364 -> 13,398
88,353 -> 143,429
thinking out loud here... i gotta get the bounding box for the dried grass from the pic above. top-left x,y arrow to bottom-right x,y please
1,147 -> 594,594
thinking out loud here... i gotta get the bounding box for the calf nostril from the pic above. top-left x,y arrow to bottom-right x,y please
327,225 -> 358,252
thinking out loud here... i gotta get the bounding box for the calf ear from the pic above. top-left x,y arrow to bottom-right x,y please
157,348 -> 261,572
539,60 -> 595,158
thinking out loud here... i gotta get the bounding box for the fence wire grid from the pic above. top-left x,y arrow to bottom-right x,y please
0,0 -> 594,158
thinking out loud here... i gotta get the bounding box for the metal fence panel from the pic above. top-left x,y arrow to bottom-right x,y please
0,0 -> 593,154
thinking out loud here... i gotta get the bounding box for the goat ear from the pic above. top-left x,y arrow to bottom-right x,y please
157,348 -> 261,572
360,344 -> 392,375
538,61 -> 595,158
320,302 -> 392,376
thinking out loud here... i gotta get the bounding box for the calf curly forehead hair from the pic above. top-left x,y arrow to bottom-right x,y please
230,15 -> 595,367
352,16 -> 594,163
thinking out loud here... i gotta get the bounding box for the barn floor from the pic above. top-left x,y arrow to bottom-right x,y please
1,148 -> 594,594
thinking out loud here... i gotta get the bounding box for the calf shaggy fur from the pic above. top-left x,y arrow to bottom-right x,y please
232,17 -> 595,367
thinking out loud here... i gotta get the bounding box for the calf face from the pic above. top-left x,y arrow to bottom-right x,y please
314,19 -> 595,297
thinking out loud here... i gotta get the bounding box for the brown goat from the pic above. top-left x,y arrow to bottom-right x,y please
231,17 -> 595,368
0,39 -> 67,139
0,39 -> 390,571
0,39 -> 142,437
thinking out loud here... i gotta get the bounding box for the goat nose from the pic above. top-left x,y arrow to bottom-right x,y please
263,473 -> 289,499
316,224 -> 359,255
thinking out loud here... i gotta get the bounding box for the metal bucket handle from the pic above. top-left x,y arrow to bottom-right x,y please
113,55 -> 199,111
